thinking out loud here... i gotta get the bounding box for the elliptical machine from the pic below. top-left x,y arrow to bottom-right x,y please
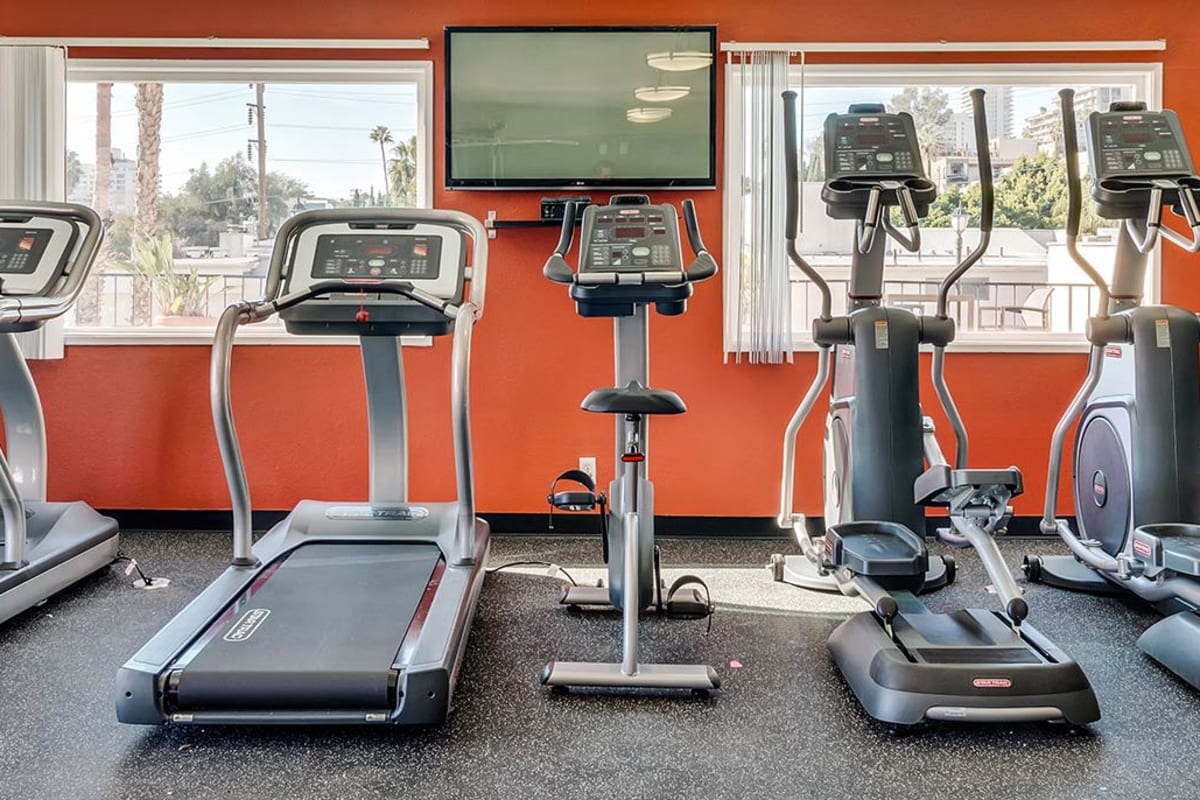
776,91 -> 1099,726
1027,90 -> 1200,690
540,195 -> 719,692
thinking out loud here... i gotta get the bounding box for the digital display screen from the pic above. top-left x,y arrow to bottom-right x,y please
1122,132 -> 1152,144
0,228 -> 52,274
614,226 -> 646,240
446,27 -> 715,188
312,234 -> 442,280
857,134 -> 886,145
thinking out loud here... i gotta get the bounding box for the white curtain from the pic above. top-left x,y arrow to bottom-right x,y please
0,45 -> 68,359
723,50 -> 792,364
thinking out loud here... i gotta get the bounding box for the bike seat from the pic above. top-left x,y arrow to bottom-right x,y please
581,381 -> 687,416
915,465 -> 1023,507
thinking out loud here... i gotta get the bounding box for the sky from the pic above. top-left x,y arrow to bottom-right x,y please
66,82 -> 419,199
795,84 -> 1118,146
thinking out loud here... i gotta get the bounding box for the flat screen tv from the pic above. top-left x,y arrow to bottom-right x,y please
444,26 -> 716,190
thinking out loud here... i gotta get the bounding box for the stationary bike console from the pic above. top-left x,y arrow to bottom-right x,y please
1086,103 -> 1200,220
543,195 -> 718,317
822,105 -> 936,220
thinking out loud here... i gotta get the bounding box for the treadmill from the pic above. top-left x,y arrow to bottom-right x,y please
116,208 -> 490,725
0,202 -> 119,625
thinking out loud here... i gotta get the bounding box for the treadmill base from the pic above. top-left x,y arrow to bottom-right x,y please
1138,611 -> 1200,690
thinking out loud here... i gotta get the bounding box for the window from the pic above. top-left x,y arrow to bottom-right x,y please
62,60 -> 432,342
726,62 -> 1161,352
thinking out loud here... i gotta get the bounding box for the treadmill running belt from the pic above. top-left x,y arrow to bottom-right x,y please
174,542 -> 441,711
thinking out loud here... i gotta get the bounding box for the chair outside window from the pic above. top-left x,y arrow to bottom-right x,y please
981,286 -> 1054,330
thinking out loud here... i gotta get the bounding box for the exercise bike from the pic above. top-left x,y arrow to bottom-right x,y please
540,194 -> 719,693
776,90 -> 1099,726
1027,90 -> 1200,690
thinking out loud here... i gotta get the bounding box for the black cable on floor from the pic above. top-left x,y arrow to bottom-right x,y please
114,554 -> 152,587
486,560 -> 580,586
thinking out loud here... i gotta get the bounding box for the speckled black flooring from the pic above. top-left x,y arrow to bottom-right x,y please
1,533 -> 1197,800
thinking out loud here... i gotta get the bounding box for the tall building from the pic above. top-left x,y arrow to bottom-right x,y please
68,147 -> 137,215
1022,86 -> 1130,152
961,86 -> 1015,139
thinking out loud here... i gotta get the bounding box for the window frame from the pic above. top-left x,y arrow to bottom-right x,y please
62,58 -> 434,347
725,60 -> 1164,354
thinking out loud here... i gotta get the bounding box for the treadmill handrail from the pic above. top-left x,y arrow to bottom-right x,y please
0,201 -> 104,325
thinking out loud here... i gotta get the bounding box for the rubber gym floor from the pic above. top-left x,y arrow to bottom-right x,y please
1,533 -> 1196,800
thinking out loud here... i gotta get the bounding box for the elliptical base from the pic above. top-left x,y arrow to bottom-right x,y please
1023,554 -> 1124,594
828,609 -> 1101,727
1137,611 -> 1200,690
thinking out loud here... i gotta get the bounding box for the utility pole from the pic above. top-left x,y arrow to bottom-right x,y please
248,83 -> 268,241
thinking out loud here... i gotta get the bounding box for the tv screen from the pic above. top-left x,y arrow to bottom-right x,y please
445,26 -> 716,189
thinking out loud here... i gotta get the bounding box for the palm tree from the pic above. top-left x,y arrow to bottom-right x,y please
388,135 -> 419,207
131,82 -> 164,326
75,83 -> 113,327
369,125 -> 393,206
66,151 -> 84,195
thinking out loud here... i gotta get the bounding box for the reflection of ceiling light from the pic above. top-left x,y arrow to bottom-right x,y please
634,85 -> 691,103
646,50 -> 712,72
626,107 -> 673,124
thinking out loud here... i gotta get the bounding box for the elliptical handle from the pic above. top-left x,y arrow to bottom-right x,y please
1060,89 -> 1083,240
972,89 -> 995,236
780,89 -> 833,320
543,200 -> 579,284
1058,88 -> 1111,315
782,90 -> 801,241
681,199 -> 718,282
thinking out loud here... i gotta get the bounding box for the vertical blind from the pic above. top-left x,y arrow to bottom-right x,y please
0,45 -> 68,359
722,49 -> 793,364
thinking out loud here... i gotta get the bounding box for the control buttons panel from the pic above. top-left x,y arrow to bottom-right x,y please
826,111 -> 925,181
580,205 -> 682,273
1089,108 -> 1195,181
0,228 -> 52,275
313,234 -> 442,280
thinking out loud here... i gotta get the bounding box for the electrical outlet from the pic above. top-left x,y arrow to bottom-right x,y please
578,456 -> 597,484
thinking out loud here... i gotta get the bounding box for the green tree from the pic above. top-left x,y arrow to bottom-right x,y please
161,154 -> 309,246
369,125 -> 394,205
888,88 -> 953,173
803,133 -> 825,182
66,150 -> 84,195
925,153 -> 1102,234
388,135 -> 419,207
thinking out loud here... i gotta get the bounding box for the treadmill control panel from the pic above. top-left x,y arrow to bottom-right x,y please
0,228 -> 53,274
580,203 -> 682,273
0,216 -> 79,297
1088,107 -> 1195,181
825,107 -> 926,181
313,234 -> 442,280
281,220 -> 466,335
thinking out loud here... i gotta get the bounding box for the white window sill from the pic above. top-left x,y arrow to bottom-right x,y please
725,334 -> 1093,355
63,327 -> 433,347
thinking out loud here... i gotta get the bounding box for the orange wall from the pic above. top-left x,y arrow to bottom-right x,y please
10,2 -> 1200,517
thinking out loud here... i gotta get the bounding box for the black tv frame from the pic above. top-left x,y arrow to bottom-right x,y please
443,25 -> 717,190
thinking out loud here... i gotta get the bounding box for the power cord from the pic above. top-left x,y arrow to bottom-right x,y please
114,554 -> 170,590
486,560 -> 579,586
